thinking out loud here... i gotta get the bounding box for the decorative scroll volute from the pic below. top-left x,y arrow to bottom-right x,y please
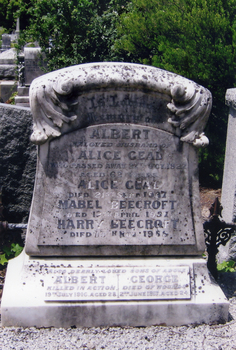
29,62 -> 212,146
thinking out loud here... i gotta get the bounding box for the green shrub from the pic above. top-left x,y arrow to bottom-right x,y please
0,243 -> 23,267
217,260 -> 236,273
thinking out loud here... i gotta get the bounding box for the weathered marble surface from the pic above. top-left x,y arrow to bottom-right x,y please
24,48 -> 46,86
25,62 -> 211,256
44,264 -> 191,302
222,88 -> 236,225
0,81 -> 17,102
25,123 -> 204,256
219,88 -> 236,262
0,65 -> 16,79
1,252 -> 229,327
29,63 -> 211,147
0,103 -> 36,223
0,48 -> 16,64
0,48 -> 17,80
1,34 -> 11,51
2,63 -> 221,328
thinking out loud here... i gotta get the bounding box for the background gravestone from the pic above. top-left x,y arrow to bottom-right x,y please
15,47 -> 47,107
0,48 -> 17,102
219,88 -> 236,262
0,103 -> 36,224
24,47 -> 46,86
1,63 -> 229,328
1,34 -> 11,51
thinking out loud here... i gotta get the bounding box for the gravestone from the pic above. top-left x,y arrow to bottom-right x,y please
24,47 -> 46,86
219,88 -> 236,262
0,47 -> 16,65
1,34 -> 11,51
2,63 -> 229,327
15,47 -> 46,107
0,48 -> 17,85
0,48 -> 17,102
0,103 -> 36,224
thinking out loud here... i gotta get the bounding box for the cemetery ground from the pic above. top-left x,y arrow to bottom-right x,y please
200,187 -> 222,221
0,188 -> 236,349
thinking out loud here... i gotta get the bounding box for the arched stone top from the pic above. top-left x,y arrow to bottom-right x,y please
29,62 -> 212,147
226,88 -> 236,110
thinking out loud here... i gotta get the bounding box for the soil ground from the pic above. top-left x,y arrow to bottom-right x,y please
200,187 -> 222,221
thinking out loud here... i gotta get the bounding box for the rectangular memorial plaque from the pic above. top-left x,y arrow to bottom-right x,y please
24,48 -> 46,85
44,265 -> 191,301
26,122 -> 203,256
39,125 -> 194,246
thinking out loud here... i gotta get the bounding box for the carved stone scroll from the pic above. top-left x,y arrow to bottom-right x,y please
29,63 -> 212,146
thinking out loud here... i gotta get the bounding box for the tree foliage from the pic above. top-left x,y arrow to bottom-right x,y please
116,0 -> 236,187
17,0 -> 130,71
117,0 -> 236,99
0,0 -> 17,31
0,0 -> 31,31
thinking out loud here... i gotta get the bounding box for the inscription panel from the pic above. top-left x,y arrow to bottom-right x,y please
24,48 -> 45,85
36,124 -> 196,247
69,91 -> 173,133
44,265 -> 191,301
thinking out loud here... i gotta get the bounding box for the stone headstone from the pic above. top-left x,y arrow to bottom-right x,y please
1,34 -> 11,51
0,81 -> 17,102
0,103 -> 36,223
2,63 -> 229,327
15,17 -> 20,40
0,48 -> 16,65
15,47 -> 46,107
24,47 -> 46,85
219,88 -> 236,262
0,48 -> 17,82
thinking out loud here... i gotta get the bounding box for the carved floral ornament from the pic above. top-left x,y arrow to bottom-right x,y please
29,62 -> 212,147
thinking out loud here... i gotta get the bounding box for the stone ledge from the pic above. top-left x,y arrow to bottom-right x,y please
17,86 -> 30,96
1,252 -> 229,327
226,88 -> 236,109
0,64 -> 16,78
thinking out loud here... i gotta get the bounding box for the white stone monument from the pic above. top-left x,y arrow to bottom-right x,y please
15,47 -> 47,107
2,63 -> 229,327
219,88 -> 236,262
1,34 -> 11,51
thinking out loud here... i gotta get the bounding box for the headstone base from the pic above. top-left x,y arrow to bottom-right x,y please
0,81 -> 17,102
15,95 -> 30,107
17,86 -> 30,96
0,65 -> 16,79
1,251 -> 229,327
15,86 -> 30,107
